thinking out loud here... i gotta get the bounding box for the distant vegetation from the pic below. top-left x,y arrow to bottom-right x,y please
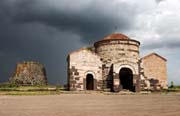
168,81 -> 180,92
169,85 -> 180,89
0,82 -> 66,95
169,81 -> 174,88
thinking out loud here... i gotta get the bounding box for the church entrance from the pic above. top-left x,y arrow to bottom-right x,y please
119,68 -> 135,92
86,74 -> 94,90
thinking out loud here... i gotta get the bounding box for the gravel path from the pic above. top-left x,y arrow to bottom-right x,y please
0,94 -> 180,116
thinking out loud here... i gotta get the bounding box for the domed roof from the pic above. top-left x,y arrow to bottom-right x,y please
102,33 -> 129,40
94,33 -> 140,47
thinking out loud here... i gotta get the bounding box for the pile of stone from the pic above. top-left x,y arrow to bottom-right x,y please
10,61 -> 47,85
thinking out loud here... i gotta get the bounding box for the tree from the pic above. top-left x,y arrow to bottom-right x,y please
170,81 -> 174,88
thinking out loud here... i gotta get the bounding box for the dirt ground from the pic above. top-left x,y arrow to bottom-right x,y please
0,93 -> 180,116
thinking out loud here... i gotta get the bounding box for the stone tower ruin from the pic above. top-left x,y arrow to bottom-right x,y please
10,61 -> 47,85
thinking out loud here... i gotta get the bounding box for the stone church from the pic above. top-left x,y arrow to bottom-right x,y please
67,33 -> 168,92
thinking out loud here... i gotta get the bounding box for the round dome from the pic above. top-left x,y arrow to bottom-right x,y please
102,33 -> 129,40
94,33 -> 140,47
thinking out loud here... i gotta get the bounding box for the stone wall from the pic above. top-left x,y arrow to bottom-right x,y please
94,39 -> 141,91
67,33 -> 168,92
68,48 -> 103,91
94,40 -> 140,64
141,53 -> 168,90
10,61 -> 47,85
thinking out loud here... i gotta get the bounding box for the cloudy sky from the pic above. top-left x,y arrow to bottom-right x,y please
0,0 -> 180,85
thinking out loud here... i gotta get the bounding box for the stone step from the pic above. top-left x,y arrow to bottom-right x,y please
103,88 -> 111,92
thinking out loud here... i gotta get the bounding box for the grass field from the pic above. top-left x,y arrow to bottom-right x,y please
0,83 -> 63,95
0,83 -> 180,95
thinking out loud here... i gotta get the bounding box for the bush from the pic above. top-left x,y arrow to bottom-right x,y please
169,81 -> 174,88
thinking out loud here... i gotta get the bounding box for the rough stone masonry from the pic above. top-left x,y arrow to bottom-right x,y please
10,61 -> 47,85
67,33 -> 168,92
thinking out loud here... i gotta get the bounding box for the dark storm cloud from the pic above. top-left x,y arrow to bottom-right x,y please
0,0 -> 138,43
1,0 -> 139,84
0,20 -> 82,84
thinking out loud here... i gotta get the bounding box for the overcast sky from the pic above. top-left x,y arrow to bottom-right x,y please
0,0 -> 180,85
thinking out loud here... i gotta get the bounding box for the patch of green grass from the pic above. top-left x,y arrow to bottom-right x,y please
0,82 -> 18,88
0,88 -> 19,91
0,83 -> 66,95
0,83 -> 66,92
169,85 -> 180,89
168,85 -> 180,92
0,91 -> 61,95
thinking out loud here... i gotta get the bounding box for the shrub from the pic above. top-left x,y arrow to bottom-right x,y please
169,81 -> 174,88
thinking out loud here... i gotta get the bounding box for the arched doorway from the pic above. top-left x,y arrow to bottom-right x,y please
119,68 -> 135,92
86,74 -> 94,90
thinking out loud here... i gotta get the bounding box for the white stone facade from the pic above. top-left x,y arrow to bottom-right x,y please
67,33 -> 168,92
67,48 -> 103,91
